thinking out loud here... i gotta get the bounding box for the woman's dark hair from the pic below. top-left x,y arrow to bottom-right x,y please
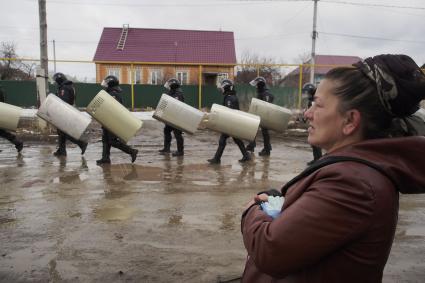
325,67 -> 393,139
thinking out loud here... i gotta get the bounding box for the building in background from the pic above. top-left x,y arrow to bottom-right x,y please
93,25 -> 237,86
281,54 -> 362,87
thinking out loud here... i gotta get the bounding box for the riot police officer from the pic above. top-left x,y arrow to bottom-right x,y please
52,72 -> 88,156
96,75 -> 138,165
302,82 -> 322,165
0,85 -> 23,153
158,78 -> 184,157
207,79 -> 251,164
246,76 -> 274,156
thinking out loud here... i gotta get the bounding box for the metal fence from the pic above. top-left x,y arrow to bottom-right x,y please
0,80 -> 299,110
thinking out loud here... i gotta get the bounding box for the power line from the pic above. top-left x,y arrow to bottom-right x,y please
22,0 -> 309,7
319,31 -> 425,44
321,0 -> 425,10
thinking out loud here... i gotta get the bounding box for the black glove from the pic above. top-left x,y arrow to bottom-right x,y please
257,188 -> 282,197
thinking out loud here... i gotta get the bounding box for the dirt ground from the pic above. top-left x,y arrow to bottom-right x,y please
0,119 -> 424,282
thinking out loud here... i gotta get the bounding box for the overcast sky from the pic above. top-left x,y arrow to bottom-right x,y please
1,0 -> 425,81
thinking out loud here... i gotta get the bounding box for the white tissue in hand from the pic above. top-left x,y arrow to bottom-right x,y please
261,196 -> 284,219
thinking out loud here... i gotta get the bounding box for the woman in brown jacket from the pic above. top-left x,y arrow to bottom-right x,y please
241,54 -> 425,282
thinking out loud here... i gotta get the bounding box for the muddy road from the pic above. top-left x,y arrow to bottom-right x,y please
0,119 -> 424,282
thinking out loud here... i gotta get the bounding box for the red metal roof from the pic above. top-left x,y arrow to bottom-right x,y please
93,27 -> 237,65
291,55 -> 362,75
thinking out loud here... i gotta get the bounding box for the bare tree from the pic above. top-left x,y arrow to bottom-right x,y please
0,42 -> 19,80
19,61 -> 37,79
0,42 -> 35,80
235,51 -> 286,86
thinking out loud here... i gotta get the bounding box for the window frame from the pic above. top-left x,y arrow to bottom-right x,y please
176,70 -> 189,85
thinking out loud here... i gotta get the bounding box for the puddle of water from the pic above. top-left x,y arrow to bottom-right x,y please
53,172 -> 83,184
93,206 -> 138,221
168,214 -> 183,226
191,180 -> 220,186
219,213 -> 235,231
405,227 -> 425,237
104,164 -> 164,181
21,179 -> 45,188
0,218 -> 16,225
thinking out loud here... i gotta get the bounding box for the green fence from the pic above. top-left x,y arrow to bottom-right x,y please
0,80 -> 299,110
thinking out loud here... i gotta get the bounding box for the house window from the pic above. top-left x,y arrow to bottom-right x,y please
128,68 -> 142,84
176,71 -> 189,85
150,69 -> 162,85
217,73 -> 228,84
107,68 -> 121,81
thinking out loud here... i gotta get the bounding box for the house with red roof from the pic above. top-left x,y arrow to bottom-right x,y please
93,25 -> 237,86
281,54 -> 362,87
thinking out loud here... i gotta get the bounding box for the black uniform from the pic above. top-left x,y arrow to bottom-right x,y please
307,93 -> 322,164
246,87 -> 274,155
0,87 -> 23,153
97,86 -> 138,164
53,80 -> 87,156
208,89 -> 250,164
159,88 -> 184,156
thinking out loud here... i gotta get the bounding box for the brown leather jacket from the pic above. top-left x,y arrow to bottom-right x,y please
241,137 -> 425,283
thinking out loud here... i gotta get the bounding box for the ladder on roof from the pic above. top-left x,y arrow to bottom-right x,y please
116,24 -> 129,50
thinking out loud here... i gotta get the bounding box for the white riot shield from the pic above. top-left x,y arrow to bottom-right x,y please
0,102 -> 23,131
86,90 -> 143,143
248,98 -> 292,132
37,94 -> 91,140
153,93 -> 205,134
204,104 -> 260,141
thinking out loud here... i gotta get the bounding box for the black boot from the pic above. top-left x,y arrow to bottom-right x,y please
258,148 -> 270,156
158,144 -> 170,154
235,139 -> 251,163
160,126 -> 172,154
208,145 -> 225,164
54,148 -> 66,157
96,141 -> 111,165
130,149 -> 138,163
172,151 -> 184,157
14,140 -> 23,153
239,155 -> 251,162
172,131 -> 184,156
261,128 -> 271,157
207,157 -> 221,164
113,140 -> 138,163
54,130 -> 67,156
78,141 -> 88,155
246,141 -> 256,152
0,130 -> 24,153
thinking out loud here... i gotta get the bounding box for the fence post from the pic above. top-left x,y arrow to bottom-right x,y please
298,64 -> 303,109
198,65 -> 202,109
130,63 -> 135,110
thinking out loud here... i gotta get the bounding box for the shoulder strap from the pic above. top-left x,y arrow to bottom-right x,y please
281,156 -> 399,195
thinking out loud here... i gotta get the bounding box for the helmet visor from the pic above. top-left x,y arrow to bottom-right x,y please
249,79 -> 258,87
164,81 -> 170,90
101,80 -> 108,88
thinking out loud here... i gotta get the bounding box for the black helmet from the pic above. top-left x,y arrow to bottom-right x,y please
53,72 -> 67,85
101,75 -> 119,88
164,78 -> 181,90
302,83 -> 316,96
218,79 -> 234,92
249,76 -> 266,88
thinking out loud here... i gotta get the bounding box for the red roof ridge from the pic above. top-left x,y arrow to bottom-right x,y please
103,27 -> 234,34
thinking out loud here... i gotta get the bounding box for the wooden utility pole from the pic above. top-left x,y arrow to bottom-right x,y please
38,0 -> 49,103
309,0 -> 319,84
37,0 -> 49,132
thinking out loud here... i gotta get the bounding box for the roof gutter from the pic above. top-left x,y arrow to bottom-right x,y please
92,60 -> 236,67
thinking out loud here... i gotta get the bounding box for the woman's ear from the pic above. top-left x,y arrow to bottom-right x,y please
342,109 -> 361,136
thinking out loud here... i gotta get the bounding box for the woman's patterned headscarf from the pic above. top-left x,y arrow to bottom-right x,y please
353,54 -> 425,118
